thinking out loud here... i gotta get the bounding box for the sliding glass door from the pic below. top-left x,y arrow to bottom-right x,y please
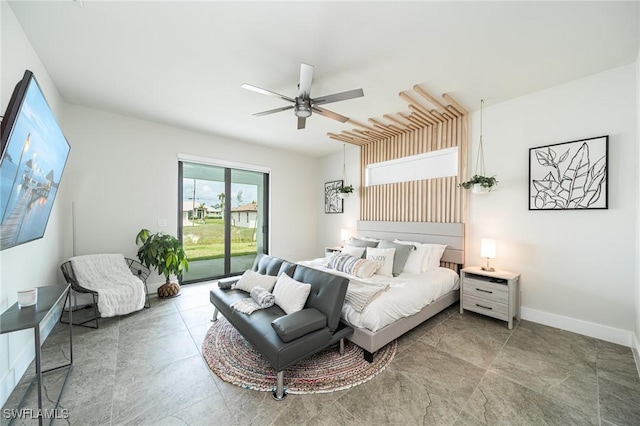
179,161 -> 269,283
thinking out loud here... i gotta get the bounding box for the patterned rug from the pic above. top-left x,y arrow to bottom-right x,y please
202,316 -> 396,394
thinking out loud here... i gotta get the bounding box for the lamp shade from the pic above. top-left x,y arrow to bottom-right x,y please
480,238 -> 496,259
340,228 -> 351,242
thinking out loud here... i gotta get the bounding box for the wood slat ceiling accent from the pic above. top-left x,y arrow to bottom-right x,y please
349,84 -> 469,224
328,85 -> 468,146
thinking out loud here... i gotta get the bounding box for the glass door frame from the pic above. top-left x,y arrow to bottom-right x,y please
177,154 -> 270,284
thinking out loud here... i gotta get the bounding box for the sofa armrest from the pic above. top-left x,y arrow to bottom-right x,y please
271,308 -> 327,343
217,276 -> 240,290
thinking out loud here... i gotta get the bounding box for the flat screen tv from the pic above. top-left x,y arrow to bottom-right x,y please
0,70 -> 70,251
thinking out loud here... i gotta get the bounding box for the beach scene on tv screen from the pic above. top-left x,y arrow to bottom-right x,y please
0,78 -> 69,250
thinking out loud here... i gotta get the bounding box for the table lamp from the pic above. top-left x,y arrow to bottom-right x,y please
480,238 -> 496,272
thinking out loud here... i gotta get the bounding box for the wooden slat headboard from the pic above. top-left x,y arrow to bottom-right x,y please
356,221 -> 465,268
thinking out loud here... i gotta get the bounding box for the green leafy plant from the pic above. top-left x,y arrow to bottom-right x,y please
339,184 -> 354,194
458,175 -> 498,190
135,229 -> 189,284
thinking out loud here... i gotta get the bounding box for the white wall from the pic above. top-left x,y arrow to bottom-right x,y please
316,145 -> 360,255
0,2 -> 68,406
58,104 -> 319,291
467,64 -> 638,346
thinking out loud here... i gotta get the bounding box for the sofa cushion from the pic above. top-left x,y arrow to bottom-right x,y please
271,308 -> 327,343
292,265 -> 348,332
253,254 -> 297,277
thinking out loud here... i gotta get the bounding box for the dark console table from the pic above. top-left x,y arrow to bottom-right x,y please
0,284 -> 73,425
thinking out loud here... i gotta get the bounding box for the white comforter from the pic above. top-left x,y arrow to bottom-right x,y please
70,253 -> 146,317
298,257 -> 459,332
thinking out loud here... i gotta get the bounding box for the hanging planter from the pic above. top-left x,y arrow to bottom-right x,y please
459,175 -> 498,194
459,99 -> 498,194
338,184 -> 354,199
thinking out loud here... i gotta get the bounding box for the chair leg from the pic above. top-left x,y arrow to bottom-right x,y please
144,282 -> 151,309
59,291 -> 71,325
59,290 -> 100,329
339,338 -> 345,355
272,371 -> 286,401
92,294 -> 100,329
211,307 -> 219,322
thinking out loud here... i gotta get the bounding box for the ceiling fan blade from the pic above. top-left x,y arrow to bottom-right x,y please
253,105 -> 294,117
298,63 -> 314,99
297,116 -> 306,130
242,83 -> 295,103
312,88 -> 364,106
312,106 -> 349,123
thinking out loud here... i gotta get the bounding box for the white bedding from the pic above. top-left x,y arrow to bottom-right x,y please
298,257 -> 459,332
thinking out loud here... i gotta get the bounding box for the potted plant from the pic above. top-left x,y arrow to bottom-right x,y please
458,175 -> 498,194
135,229 -> 189,298
338,184 -> 354,199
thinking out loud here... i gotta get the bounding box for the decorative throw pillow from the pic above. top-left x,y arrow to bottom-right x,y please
328,253 -> 380,279
366,247 -> 395,277
341,245 -> 366,258
233,270 -> 277,293
377,240 -> 413,277
393,240 -> 429,274
272,273 -> 312,315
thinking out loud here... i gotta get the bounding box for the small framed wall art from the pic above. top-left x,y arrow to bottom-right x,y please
529,135 -> 608,210
324,180 -> 343,214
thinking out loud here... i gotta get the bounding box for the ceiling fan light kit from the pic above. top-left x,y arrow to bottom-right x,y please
242,63 -> 364,130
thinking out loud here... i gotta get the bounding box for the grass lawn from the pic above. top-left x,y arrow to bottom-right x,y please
182,219 -> 257,261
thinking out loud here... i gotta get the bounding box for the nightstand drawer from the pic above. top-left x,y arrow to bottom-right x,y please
462,278 -> 508,303
463,295 -> 508,321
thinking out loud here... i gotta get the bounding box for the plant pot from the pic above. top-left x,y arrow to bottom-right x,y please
472,183 -> 490,194
158,282 -> 180,298
339,193 -> 350,199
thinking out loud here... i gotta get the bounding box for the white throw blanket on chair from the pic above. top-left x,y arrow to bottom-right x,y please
70,253 -> 146,317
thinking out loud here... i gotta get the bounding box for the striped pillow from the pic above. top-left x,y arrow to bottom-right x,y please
328,254 -> 380,279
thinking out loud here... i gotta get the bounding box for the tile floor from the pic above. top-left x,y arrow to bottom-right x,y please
3,282 -> 640,426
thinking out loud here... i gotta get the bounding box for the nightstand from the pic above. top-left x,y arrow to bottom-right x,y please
460,266 -> 521,329
325,246 -> 342,257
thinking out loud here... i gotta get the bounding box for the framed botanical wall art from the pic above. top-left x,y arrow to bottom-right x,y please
529,135 -> 608,210
325,180 -> 343,214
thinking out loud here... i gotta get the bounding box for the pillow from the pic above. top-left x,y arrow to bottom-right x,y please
393,239 -> 447,271
341,245 -> 366,258
393,240 -> 429,274
272,273 -> 312,315
233,270 -> 277,293
366,247 -> 395,277
377,240 -> 413,277
421,244 -> 448,271
347,237 -> 380,249
403,245 -> 430,274
357,236 -> 380,243
328,253 -> 380,279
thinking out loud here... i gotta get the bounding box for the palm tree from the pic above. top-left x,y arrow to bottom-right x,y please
218,193 -> 225,220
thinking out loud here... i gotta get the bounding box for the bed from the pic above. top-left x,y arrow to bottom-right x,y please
299,221 -> 464,361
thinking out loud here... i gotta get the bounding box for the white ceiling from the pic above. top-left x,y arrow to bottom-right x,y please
8,1 -> 639,157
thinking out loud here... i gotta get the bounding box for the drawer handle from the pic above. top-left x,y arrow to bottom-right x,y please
476,288 -> 493,294
476,303 -> 493,310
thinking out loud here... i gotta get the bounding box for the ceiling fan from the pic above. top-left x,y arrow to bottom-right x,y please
242,63 -> 364,130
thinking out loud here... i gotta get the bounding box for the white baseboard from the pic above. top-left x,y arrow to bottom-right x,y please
520,307 -> 633,347
632,332 -> 640,379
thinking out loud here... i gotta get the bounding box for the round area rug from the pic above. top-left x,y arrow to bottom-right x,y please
202,317 -> 396,394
